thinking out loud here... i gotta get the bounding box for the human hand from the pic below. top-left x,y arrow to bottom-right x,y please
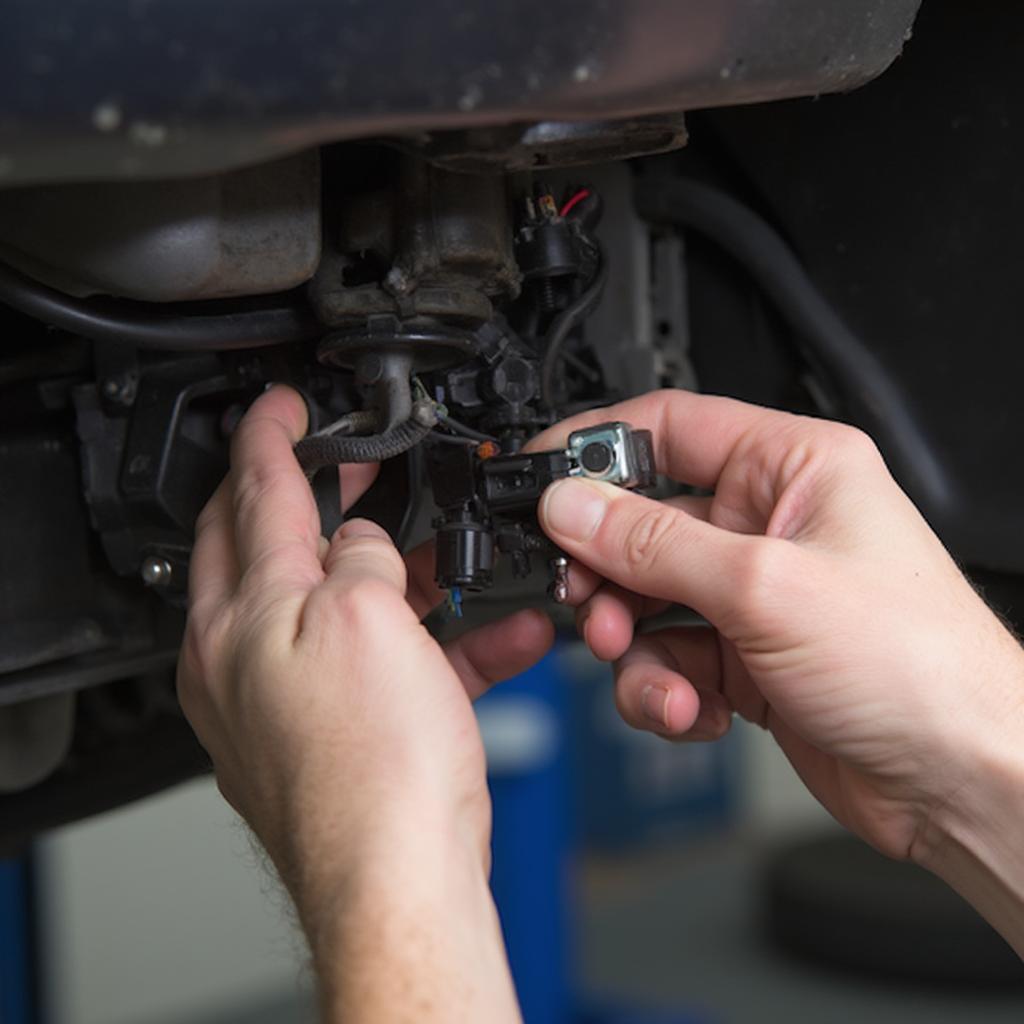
532,389 -> 1024,868
177,385 -> 548,1021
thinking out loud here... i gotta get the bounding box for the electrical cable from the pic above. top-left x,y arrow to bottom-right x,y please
559,348 -> 602,383
314,409 -> 380,437
560,188 -> 592,218
294,400 -> 438,476
539,247 -> 608,409
435,412 -> 498,444
633,177 -> 955,523
0,259 -> 321,351
428,431 -> 480,446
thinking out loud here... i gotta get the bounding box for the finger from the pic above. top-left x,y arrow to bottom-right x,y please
538,478 -> 761,624
299,519 -> 417,644
301,518 -> 416,640
576,579 -> 673,662
195,408 -> 379,608
652,625 -> 769,729
339,462 -> 381,513
613,636 -> 700,736
526,388 -> 795,490
577,582 -> 644,662
613,631 -> 732,741
403,539 -> 443,620
443,609 -> 555,701
559,561 -> 605,608
568,493 -> 706,660
669,690 -> 733,744
646,627 -> 724,693
229,385 -> 321,586
190,477 -> 240,615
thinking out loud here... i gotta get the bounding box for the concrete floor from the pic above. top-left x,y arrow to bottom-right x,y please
579,835 -> 1024,1024
45,772 -> 1023,1024
164,831 -> 1024,1024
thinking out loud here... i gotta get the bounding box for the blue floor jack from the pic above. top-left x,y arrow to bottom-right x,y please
0,856 -> 35,1024
480,648 -> 708,1024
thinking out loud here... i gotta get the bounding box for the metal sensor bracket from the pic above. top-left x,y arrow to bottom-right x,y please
567,422 -> 656,490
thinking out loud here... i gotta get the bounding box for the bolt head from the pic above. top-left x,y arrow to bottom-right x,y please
140,556 -> 173,587
102,374 -> 137,406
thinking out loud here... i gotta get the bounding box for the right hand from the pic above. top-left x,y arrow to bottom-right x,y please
532,389 -> 1024,863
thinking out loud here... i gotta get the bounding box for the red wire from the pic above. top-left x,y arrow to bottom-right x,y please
559,188 -> 591,218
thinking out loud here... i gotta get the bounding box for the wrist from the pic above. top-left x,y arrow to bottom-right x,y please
272,790 -> 491,919
911,644 -> 1024,954
292,815 -> 518,1023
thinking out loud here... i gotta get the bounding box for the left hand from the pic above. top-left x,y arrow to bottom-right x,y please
176,385 -> 554,896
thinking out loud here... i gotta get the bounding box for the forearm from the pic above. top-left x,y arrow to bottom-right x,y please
914,648 -> 1024,956
286,823 -> 521,1024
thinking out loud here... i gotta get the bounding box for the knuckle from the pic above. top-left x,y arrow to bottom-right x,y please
174,662 -> 196,720
175,625 -> 210,718
178,622 -> 208,683
828,423 -> 881,463
320,576 -> 402,630
177,609 -> 234,704
241,550 -> 319,596
348,575 -> 401,611
619,505 -> 682,574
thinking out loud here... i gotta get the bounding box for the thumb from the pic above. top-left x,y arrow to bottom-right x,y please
538,478 -> 754,623
322,518 -> 408,593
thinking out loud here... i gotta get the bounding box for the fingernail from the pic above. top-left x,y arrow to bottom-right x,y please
641,685 -> 671,729
337,517 -> 389,541
541,479 -> 608,542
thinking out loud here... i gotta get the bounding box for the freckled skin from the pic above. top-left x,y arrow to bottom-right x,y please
180,386 -> 536,1024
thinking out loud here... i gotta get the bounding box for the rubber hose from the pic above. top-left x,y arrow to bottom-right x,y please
0,260 -> 321,351
294,401 -> 437,475
539,249 -> 608,409
634,178 -> 954,524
